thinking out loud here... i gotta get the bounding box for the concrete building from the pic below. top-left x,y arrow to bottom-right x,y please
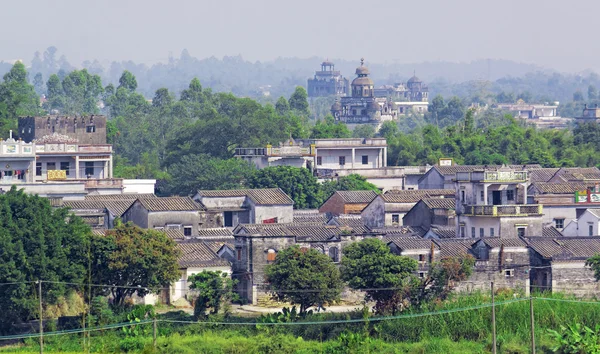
562,209 -> 600,237
193,188 -> 294,228
122,197 -> 206,237
307,60 -> 349,97
374,75 -> 429,116
455,167 -> 543,238
19,115 -> 107,144
330,59 -> 397,127
575,104 -> 600,124
319,190 -> 379,216
497,101 -> 559,120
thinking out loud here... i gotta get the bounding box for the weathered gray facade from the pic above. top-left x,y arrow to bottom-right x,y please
19,115 -> 107,144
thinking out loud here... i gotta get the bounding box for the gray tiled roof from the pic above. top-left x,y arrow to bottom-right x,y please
529,168 -> 560,183
163,229 -> 185,240
388,237 -> 438,251
137,197 -> 204,212
382,189 -> 454,203
524,237 -> 600,260
84,193 -> 156,201
63,200 -> 134,217
434,239 -> 475,257
197,188 -> 294,205
234,223 -> 364,238
203,238 -> 235,253
421,198 -> 456,210
293,212 -> 328,224
532,182 -> 596,194
328,215 -> 371,234
542,226 -> 564,238
376,226 -> 426,237
197,228 -> 234,238
555,167 -> 600,182
433,164 -> 541,176
588,209 -> 600,218
335,190 -> 379,204
428,226 -> 457,239
176,240 -> 230,268
480,237 -> 528,248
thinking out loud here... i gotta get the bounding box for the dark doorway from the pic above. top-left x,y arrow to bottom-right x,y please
492,191 -> 502,205
224,211 -> 233,227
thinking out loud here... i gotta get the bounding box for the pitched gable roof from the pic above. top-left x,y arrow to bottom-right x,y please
84,193 -> 156,201
427,226 -> 457,239
136,197 -> 204,212
524,237 -> 600,260
381,189 -> 454,203
196,188 -> 294,205
62,200 -> 134,217
197,228 -> 234,238
176,240 -> 230,268
531,182 -> 596,194
421,198 -> 456,210
335,190 -> 379,204
387,237 -> 438,251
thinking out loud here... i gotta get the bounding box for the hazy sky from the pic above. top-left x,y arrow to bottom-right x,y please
0,0 -> 597,72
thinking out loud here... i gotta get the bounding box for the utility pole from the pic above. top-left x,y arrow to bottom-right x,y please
153,317 -> 157,348
38,280 -> 43,354
530,296 -> 536,354
491,281 -> 496,354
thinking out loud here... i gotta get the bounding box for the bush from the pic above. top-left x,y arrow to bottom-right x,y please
548,323 -> 600,353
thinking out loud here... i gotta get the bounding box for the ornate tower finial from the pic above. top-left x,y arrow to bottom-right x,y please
360,58 -> 365,66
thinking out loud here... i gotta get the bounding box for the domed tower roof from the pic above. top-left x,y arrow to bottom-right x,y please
407,72 -> 421,83
352,58 -> 374,86
322,59 -> 334,66
355,58 -> 370,76
368,100 -> 380,111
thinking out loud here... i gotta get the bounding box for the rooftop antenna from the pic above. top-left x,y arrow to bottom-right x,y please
9,130 -> 12,139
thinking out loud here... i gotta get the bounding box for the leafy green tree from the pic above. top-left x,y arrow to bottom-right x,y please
288,86 -> 309,116
152,88 -> 173,108
275,96 -> 290,115
0,62 -> 40,137
573,91 -> 585,102
0,186 -> 90,333
377,121 -> 399,139
90,223 -> 181,306
33,72 -> 44,96
320,174 -> 380,201
352,124 -> 376,138
189,271 -> 238,319
408,254 -> 475,306
246,166 -> 323,208
266,246 -> 342,314
162,155 -> 255,196
311,116 -> 351,139
341,238 -> 417,314
118,70 -> 138,92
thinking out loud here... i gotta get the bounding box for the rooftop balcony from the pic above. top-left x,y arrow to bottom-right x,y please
463,204 -> 542,217
457,171 -> 528,183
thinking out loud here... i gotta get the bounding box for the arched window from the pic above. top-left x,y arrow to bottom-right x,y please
267,249 -> 277,262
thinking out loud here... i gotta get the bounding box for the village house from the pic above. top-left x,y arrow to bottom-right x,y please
122,197 -> 206,237
19,115 -> 107,145
402,198 -> 456,231
232,223 -> 373,304
193,188 -> 294,228
562,209 -> 600,237
293,209 -> 328,224
454,166 -> 543,238
361,189 -> 454,228
526,236 -> 600,296
423,225 -> 457,239
319,190 -> 379,216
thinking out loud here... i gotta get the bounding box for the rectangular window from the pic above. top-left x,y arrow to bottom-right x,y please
316,156 -> 322,166
46,162 -> 55,171
86,125 -> 96,133
480,228 -> 484,238
267,250 -> 276,262
471,227 -> 476,238
418,254 -> 426,262
554,218 -> 565,229
490,228 -> 494,237
505,269 -> 514,277
517,227 -> 526,237
362,155 -> 369,165
392,214 -> 400,224
339,156 -> 345,166
418,271 -> 427,278
590,224 -> 594,236
166,224 -> 181,229
36,163 -> 42,176
461,191 -> 465,203
237,249 -> 242,261
85,162 -> 94,176
480,191 -> 484,202
184,226 -> 192,237
460,226 -> 465,237
507,190 -> 514,201
60,162 -> 70,176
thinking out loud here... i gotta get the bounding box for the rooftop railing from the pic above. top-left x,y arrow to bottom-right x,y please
463,204 -> 542,216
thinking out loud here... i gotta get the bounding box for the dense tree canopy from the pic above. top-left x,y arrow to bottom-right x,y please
0,187 -> 90,333
266,246 -> 343,314
90,223 -> 181,306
